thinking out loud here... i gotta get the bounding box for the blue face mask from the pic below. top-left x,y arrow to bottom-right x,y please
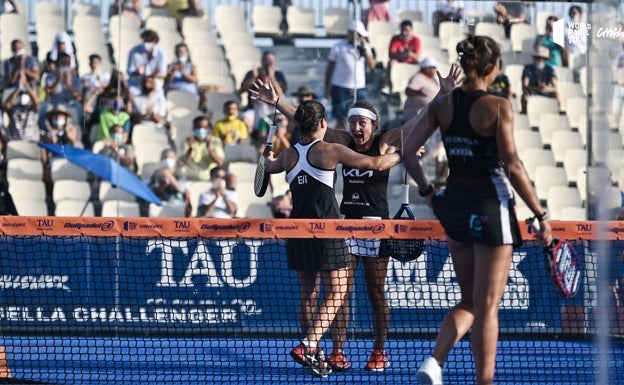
164,158 -> 176,169
113,133 -> 124,144
194,128 -> 208,140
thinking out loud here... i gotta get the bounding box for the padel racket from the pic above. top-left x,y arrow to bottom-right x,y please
254,98 -> 279,197
387,132 -> 425,262
527,217 -> 582,298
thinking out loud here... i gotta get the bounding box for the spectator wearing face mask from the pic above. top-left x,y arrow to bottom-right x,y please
196,166 -> 237,218
130,75 -> 167,125
3,72 -> 40,144
165,43 -> 199,98
98,124 -> 136,172
40,104 -> 78,196
41,52 -> 83,130
182,115 -> 225,181
521,47 -> 558,114
96,96 -> 132,141
150,148 -> 192,215
127,29 -> 168,96
213,100 -> 249,145
255,112 -> 290,156
270,192 -> 293,218
3,39 -> 40,89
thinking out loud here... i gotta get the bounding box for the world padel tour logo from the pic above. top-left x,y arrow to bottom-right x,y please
553,17 -> 593,48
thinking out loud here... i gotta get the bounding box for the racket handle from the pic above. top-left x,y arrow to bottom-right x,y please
401,184 -> 409,205
527,216 -> 542,237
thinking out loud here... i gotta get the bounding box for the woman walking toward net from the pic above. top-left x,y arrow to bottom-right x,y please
402,34 -> 553,385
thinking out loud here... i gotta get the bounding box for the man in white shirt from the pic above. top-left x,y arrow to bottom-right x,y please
127,29 -> 168,96
324,20 -> 376,131
197,167 -> 237,218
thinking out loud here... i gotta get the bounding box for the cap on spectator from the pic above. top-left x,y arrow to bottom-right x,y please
45,104 -> 71,119
292,85 -> 317,99
420,57 -> 438,69
348,20 -> 369,37
533,47 -> 550,60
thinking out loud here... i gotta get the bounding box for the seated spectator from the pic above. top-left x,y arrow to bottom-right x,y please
182,115 -> 225,181
488,59 -> 512,100
165,43 -> 199,98
98,124 -> 136,172
42,52 -> 83,132
40,104 -> 78,196
127,29 -> 168,97
97,96 -> 132,141
196,166 -> 237,218
403,57 -> 440,122
102,70 -> 132,111
82,54 -> 111,121
535,15 -> 568,67
288,85 -> 316,144
152,0 -> 204,20
433,0 -> 464,36
521,47 -> 558,113
213,100 -> 249,145
110,0 -> 142,27
255,112 -> 290,156
381,20 -> 421,95
2,75 -> 40,160
269,191 -> 292,218
47,31 -> 76,70
3,39 -> 40,89
366,0 -> 390,25
149,148 -> 191,215
493,1 -> 527,38
131,75 -> 167,125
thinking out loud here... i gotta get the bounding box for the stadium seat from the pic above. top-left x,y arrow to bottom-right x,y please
215,4 -> 248,37
566,97 -> 588,130
550,130 -> 583,165
369,32 -> 393,67
149,202 -> 186,217
509,23 -> 537,52
52,180 -> 92,203
474,22 -> 505,41
181,16 -> 213,39
527,96 -> 559,129
133,141 -> 172,176
368,20 -> 396,37
54,199 -> 95,217
227,161 -> 257,183
520,148 -> 555,182
99,181 -> 137,203
101,200 -> 141,217
166,90 -> 200,111
534,165 -> 568,202
0,13 -> 31,59
224,144 -> 258,164
145,15 -> 178,33
6,158 -> 43,181
50,158 -> 89,181
323,8 -> 350,37
396,9 -> 423,23
286,6 -> 317,36
36,15 -> 67,63
270,173 -> 290,197
537,113 -> 571,148
390,62 -> 419,105
514,131 -> 543,154
71,2 -> 99,16
140,162 -> 163,183
556,81 -> 584,114
252,5 -> 283,36
563,148 -> 587,186
607,149 -> 624,178
188,181 -> 212,217
204,92 -> 242,122
438,21 -> 468,52
8,180 -> 47,213
6,140 -> 41,160
546,186 -> 583,220
559,206 -> 587,220
245,203 -> 273,218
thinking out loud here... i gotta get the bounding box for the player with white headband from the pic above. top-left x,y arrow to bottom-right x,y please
248,64 -> 462,371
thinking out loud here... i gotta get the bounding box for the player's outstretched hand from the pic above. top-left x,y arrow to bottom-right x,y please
249,79 -> 278,106
437,63 -> 463,95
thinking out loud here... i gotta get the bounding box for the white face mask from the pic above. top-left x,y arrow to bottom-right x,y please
53,118 -> 66,127
143,42 -> 155,52
14,48 -> 26,57
19,93 -> 31,106
163,158 -> 176,169
536,62 -> 546,70
178,56 -> 188,63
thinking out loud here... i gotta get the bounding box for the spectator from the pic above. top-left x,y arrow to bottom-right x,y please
256,112 -> 291,156
98,124 -> 136,172
433,0 -> 464,36
2,74 -> 40,159
521,47 -> 558,114
109,0 -> 142,26
3,39 -> 40,89
131,75 -> 167,125
165,43 -> 199,98
40,104 -> 78,196
612,42 -> 624,124
196,166 -> 237,218
82,54 -> 111,122
325,20 -> 376,131
488,59 -> 512,100
493,1 -> 527,38
42,52 -> 83,134
288,85 -> 317,144
182,115 -> 225,181
96,96 -> 132,141
149,148 -> 192,216
127,29 -> 168,96
240,50 -> 288,132
403,57 -> 440,122
366,0 -> 390,26
213,101 -> 249,145
381,20 -> 421,95
103,70 -> 132,111
270,192 -> 293,218
535,15 -> 568,67
47,31 -> 76,69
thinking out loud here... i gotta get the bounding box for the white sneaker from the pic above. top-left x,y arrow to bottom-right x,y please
417,357 -> 443,385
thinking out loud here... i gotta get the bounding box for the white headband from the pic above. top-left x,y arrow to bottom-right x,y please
347,107 -> 377,121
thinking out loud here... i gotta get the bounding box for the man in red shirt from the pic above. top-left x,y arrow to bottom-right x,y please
381,20 -> 421,95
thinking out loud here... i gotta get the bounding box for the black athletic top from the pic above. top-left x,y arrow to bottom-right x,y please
443,88 -> 513,199
287,140 -> 341,219
340,136 -> 390,219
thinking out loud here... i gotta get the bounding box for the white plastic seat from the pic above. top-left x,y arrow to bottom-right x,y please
227,161 -> 257,183
50,158 -> 89,181
514,131 -> 543,154
556,81 -> 584,113
99,181 -> 137,202
438,21 -> 468,51
224,144 -> 258,164
563,148 -> 587,185
550,130 -> 583,164
6,159 -> 43,181
323,8 -> 350,37
189,181 -> 212,217
474,22 -> 505,41
9,179 -> 46,201
521,148 -> 555,181
145,15 -> 178,33
534,165 -> 568,202
6,140 -> 41,160
252,5 -> 283,36
537,113 -> 571,148
53,180 -> 92,203
101,200 -> 141,217
559,206 -> 587,220
509,23 -> 537,52
527,96 -> 560,129
286,6 -> 316,36
566,96 -> 588,130
396,9 -> 423,23
244,203 -> 273,218
149,202 -> 186,217
55,199 -> 95,217
546,186 -> 583,220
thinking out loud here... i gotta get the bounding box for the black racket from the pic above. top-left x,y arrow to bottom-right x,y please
527,217 -> 582,298
388,132 -> 425,262
254,99 -> 279,197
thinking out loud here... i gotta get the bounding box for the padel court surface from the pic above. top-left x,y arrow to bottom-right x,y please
1,337 -> 622,385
